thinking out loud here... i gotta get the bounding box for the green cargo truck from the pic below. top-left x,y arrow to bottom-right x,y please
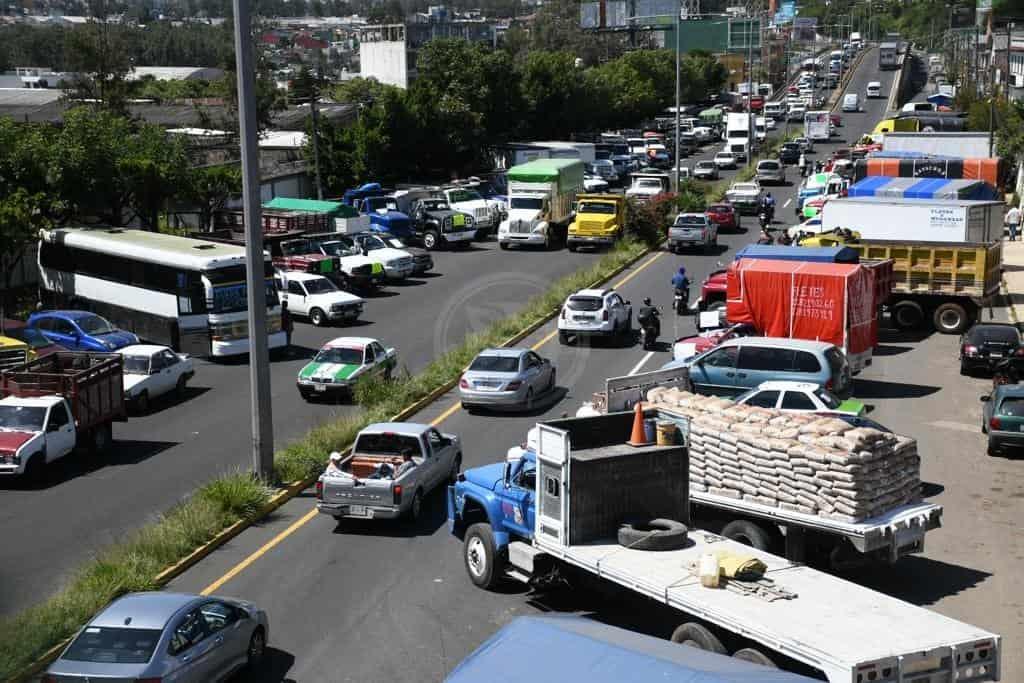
498,158 -> 585,250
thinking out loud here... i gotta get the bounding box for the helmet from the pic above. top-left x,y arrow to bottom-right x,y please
678,266 -> 686,276
643,297 -> 652,306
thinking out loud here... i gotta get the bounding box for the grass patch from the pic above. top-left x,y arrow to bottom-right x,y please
0,235 -> 653,681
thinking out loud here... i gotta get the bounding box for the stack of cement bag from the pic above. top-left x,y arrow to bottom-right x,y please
646,387 -> 921,523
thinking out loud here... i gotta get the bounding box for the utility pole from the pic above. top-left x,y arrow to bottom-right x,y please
232,0 -> 274,480
310,70 -> 324,200
674,0 -> 681,192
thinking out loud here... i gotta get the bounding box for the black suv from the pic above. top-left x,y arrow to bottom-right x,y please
779,142 -> 801,165
960,322 -> 1023,375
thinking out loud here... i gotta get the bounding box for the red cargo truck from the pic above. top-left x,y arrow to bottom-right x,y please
726,259 -> 883,373
0,352 -> 126,479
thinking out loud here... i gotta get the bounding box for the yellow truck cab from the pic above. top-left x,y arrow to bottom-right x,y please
797,229 -> 862,247
872,118 -> 919,135
0,336 -> 33,372
567,194 -> 626,251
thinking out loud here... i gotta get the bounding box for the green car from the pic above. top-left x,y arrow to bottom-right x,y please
297,336 -> 397,401
980,384 -> 1024,455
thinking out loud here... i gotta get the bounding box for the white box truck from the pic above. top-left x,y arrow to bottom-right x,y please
820,197 -> 1004,243
498,158 -> 584,250
533,141 -> 596,164
725,112 -> 755,161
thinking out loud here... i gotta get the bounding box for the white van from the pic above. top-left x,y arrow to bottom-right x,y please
763,101 -> 786,120
866,81 -> 882,98
842,93 -> 860,112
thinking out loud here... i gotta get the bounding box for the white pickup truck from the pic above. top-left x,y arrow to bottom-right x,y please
276,271 -> 365,326
317,422 -> 462,522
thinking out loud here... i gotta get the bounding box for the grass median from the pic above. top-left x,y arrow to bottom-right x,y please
0,235 -> 652,681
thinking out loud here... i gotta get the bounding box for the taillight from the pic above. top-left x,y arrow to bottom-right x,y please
964,344 -> 978,355
561,308 -> 566,320
459,378 -> 469,389
506,381 -> 522,391
393,484 -> 403,505
990,416 -> 1002,430
1015,347 -> 1024,357
602,310 -> 609,321
825,379 -> 833,390
315,480 -> 323,500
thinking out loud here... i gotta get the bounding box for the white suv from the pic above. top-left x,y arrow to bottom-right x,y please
558,288 -> 632,345
277,271 -> 365,326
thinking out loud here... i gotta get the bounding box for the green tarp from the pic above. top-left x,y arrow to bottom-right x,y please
700,108 -> 723,124
263,197 -> 357,218
507,158 -> 585,192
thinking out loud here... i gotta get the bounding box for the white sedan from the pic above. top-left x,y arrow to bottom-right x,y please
734,381 -> 865,415
120,344 -> 195,413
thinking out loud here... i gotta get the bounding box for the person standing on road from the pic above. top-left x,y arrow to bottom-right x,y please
281,300 -> 294,348
1005,204 -> 1021,242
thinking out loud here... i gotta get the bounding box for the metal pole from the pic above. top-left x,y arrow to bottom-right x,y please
311,96 -> 324,200
232,0 -> 274,480
674,3 -> 681,191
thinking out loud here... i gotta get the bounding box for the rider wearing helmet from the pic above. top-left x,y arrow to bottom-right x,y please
637,296 -> 661,337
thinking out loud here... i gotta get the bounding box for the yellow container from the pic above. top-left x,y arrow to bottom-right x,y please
656,421 -> 678,446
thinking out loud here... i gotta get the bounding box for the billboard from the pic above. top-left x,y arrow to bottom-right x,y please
773,1 -> 795,25
793,17 -> 817,41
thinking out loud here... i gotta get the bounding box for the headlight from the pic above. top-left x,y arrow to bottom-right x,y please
298,378 -> 313,385
386,260 -> 400,268
104,340 -> 117,349
466,216 -> 475,226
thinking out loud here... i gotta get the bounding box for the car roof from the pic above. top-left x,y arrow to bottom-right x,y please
572,288 -> 611,298
91,592 -> 200,630
324,336 -> 379,349
755,380 -> 822,392
475,347 -> 528,358
362,422 -> 431,436
0,395 -> 62,408
719,336 -> 834,352
120,344 -> 172,356
32,310 -> 96,320
282,270 -> 328,281
994,384 -> 1024,399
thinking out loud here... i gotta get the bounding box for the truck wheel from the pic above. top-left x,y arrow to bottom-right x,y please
464,523 -> 505,590
407,489 -> 423,521
423,231 -> 439,250
499,242 -> 510,250
721,520 -> 774,552
732,647 -> 777,668
932,302 -> 970,334
91,423 -> 113,454
135,391 -> 149,415
23,454 -> 45,486
670,622 -> 727,654
891,300 -> 925,330
310,308 -> 326,326
617,518 -> 689,551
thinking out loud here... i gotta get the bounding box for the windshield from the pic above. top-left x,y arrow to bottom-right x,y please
759,162 -> 779,170
579,202 -> 616,214
448,189 -> 482,203
358,235 -> 387,251
637,179 -> 663,189
971,326 -> 1020,344
469,355 -> 520,373
674,215 -> 706,226
77,315 -> 116,335
510,197 -> 543,210
697,162 -> 715,169
1000,397 -> 1024,417
356,432 -> 422,457
304,277 -> 338,295
421,200 -> 450,211
0,405 -> 47,431
567,296 -> 603,312
367,197 -> 398,211
814,388 -> 841,409
7,326 -> 50,349
320,239 -> 358,257
63,627 -> 161,665
716,154 -> 732,160
708,204 -> 730,213
380,235 -> 406,249
313,347 -> 364,365
204,263 -> 278,314
122,355 -> 150,374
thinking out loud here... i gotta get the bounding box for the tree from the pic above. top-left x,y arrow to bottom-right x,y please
291,64 -> 319,104
518,51 -> 587,138
185,165 -> 242,231
63,0 -> 133,114
0,190 -> 51,296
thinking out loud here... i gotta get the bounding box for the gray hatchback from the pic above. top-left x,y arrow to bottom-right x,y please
46,592 -> 269,682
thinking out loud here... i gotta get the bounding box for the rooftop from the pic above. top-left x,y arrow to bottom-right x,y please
91,592 -> 198,630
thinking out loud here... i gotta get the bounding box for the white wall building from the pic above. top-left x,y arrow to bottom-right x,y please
358,24 -> 411,89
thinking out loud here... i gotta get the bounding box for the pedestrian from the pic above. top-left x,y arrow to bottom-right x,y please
1005,204 -> 1021,242
281,299 -> 293,347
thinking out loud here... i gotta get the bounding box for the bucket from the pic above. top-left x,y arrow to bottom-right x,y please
699,552 -> 721,588
656,421 -> 678,446
642,418 -> 657,444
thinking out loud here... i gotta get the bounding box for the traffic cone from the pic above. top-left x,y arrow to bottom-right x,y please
627,401 -> 651,447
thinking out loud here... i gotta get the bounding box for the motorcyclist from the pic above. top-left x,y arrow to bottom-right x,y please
670,266 -> 689,293
757,228 -> 774,245
637,296 -> 661,341
762,192 -> 776,222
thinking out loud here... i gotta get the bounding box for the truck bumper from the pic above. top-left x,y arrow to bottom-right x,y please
499,233 -> 546,246
443,230 -> 477,243
0,464 -> 25,476
567,235 -> 616,247
213,331 -> 287,357
317,501 -> 402,520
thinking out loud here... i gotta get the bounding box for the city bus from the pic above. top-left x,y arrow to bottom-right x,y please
804,110 -> 831,142
38,227 -> 286,358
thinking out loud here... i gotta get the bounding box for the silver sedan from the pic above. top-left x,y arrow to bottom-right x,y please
46,592 -> 269,682
459,348 -> 555,412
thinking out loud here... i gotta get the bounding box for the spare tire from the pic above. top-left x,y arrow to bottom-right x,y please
618,518 -> 689,551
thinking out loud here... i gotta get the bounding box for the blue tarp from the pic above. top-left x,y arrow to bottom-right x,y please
446,616 -> 818,683
848,176 -> 997,201
734,244 -> 859,263
927,93 -> 955,108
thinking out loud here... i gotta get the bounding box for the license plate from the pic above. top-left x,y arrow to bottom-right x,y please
574,315 -> 594,322
315,383 -> 327,392
990,352 -> 1003,358
348,505 -> 369,516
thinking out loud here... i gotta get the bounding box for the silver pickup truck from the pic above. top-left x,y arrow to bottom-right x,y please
316,422 -> 462,522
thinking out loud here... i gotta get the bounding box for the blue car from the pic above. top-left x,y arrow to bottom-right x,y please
28,310 -> 138,351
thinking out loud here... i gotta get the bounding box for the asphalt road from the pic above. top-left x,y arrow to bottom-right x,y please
159,49 -> 983,683
0,70 -> 835,617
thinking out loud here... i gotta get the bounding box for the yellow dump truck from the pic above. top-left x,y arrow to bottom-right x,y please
0,336 -> 32,372
799,231 -> 1003,333
567,194 -> 625,251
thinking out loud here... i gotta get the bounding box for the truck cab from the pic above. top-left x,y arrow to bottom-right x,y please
624,173 -> 670,202
0,335 -> 32,371
0,395 -> 76,477
342,183 -> 412,238
567,194 -> 625,251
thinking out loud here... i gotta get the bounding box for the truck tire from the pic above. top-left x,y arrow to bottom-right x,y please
449,454 -> 462,484
423,231 -> 439,250
407,489 -> 423,522
670,622 -> 727,654
310,308 -> 326,326
721,520 -> 774,552
617,518 -> 689,551
135,390 -> 149,415
23,454 -> 45,486
891,300 -> 925,330
499,242 -> 510,250
932,302 -> 970,334
732,647 -> 777,668
464,523 -> 505,590
91,423 -> 113,454
567,243 -> 578,252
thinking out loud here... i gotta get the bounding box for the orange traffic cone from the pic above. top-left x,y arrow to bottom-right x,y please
627,401 -> 651,447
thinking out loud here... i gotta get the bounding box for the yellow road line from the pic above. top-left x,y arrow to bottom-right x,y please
200,507 -> 319,596
199,247 -> 668,594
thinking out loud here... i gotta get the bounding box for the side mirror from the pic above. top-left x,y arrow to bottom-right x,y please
980,395 -> 992,402
502,462 -> 511,489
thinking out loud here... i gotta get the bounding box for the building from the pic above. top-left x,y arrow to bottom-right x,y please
127,66 -> 225,81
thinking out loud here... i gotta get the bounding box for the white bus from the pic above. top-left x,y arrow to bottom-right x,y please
38,227 -> 286,358
804,110 -> 831,141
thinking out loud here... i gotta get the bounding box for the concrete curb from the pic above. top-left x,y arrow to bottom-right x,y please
1000,276 -> 1020,326
828,47 -> 870,112
9,241 -> 655,683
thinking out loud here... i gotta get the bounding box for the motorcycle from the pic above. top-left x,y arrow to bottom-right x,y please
993,358 -> 1022,389
758,211 -> 770,230
673,286 -> 689,315
639,311 -> 661,350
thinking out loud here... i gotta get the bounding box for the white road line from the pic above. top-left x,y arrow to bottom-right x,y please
783,198 -> 792,208
628,351 -> 655,376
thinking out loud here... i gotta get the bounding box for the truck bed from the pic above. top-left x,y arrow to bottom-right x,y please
851,240 -> 1002,299
535,532 -> 999,682
1,352 -> 126,427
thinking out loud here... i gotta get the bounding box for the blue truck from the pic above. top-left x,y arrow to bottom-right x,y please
342,182 -> 412,238
447,410 -> 1000,683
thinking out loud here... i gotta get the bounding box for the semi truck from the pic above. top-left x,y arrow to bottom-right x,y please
566,194 -> 625,251
498,159 -> 584,250
800,233 -> 1003,334
725,112 -> 755,161
820,197 -> 1003,244
448,410 -> 997,682
0,352 -> 126,480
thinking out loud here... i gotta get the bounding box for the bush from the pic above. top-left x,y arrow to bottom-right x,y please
675,179 -> 708,213
626,195 -> 676,245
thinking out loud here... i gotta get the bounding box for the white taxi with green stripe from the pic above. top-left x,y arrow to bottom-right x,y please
297,336 -> 397,400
